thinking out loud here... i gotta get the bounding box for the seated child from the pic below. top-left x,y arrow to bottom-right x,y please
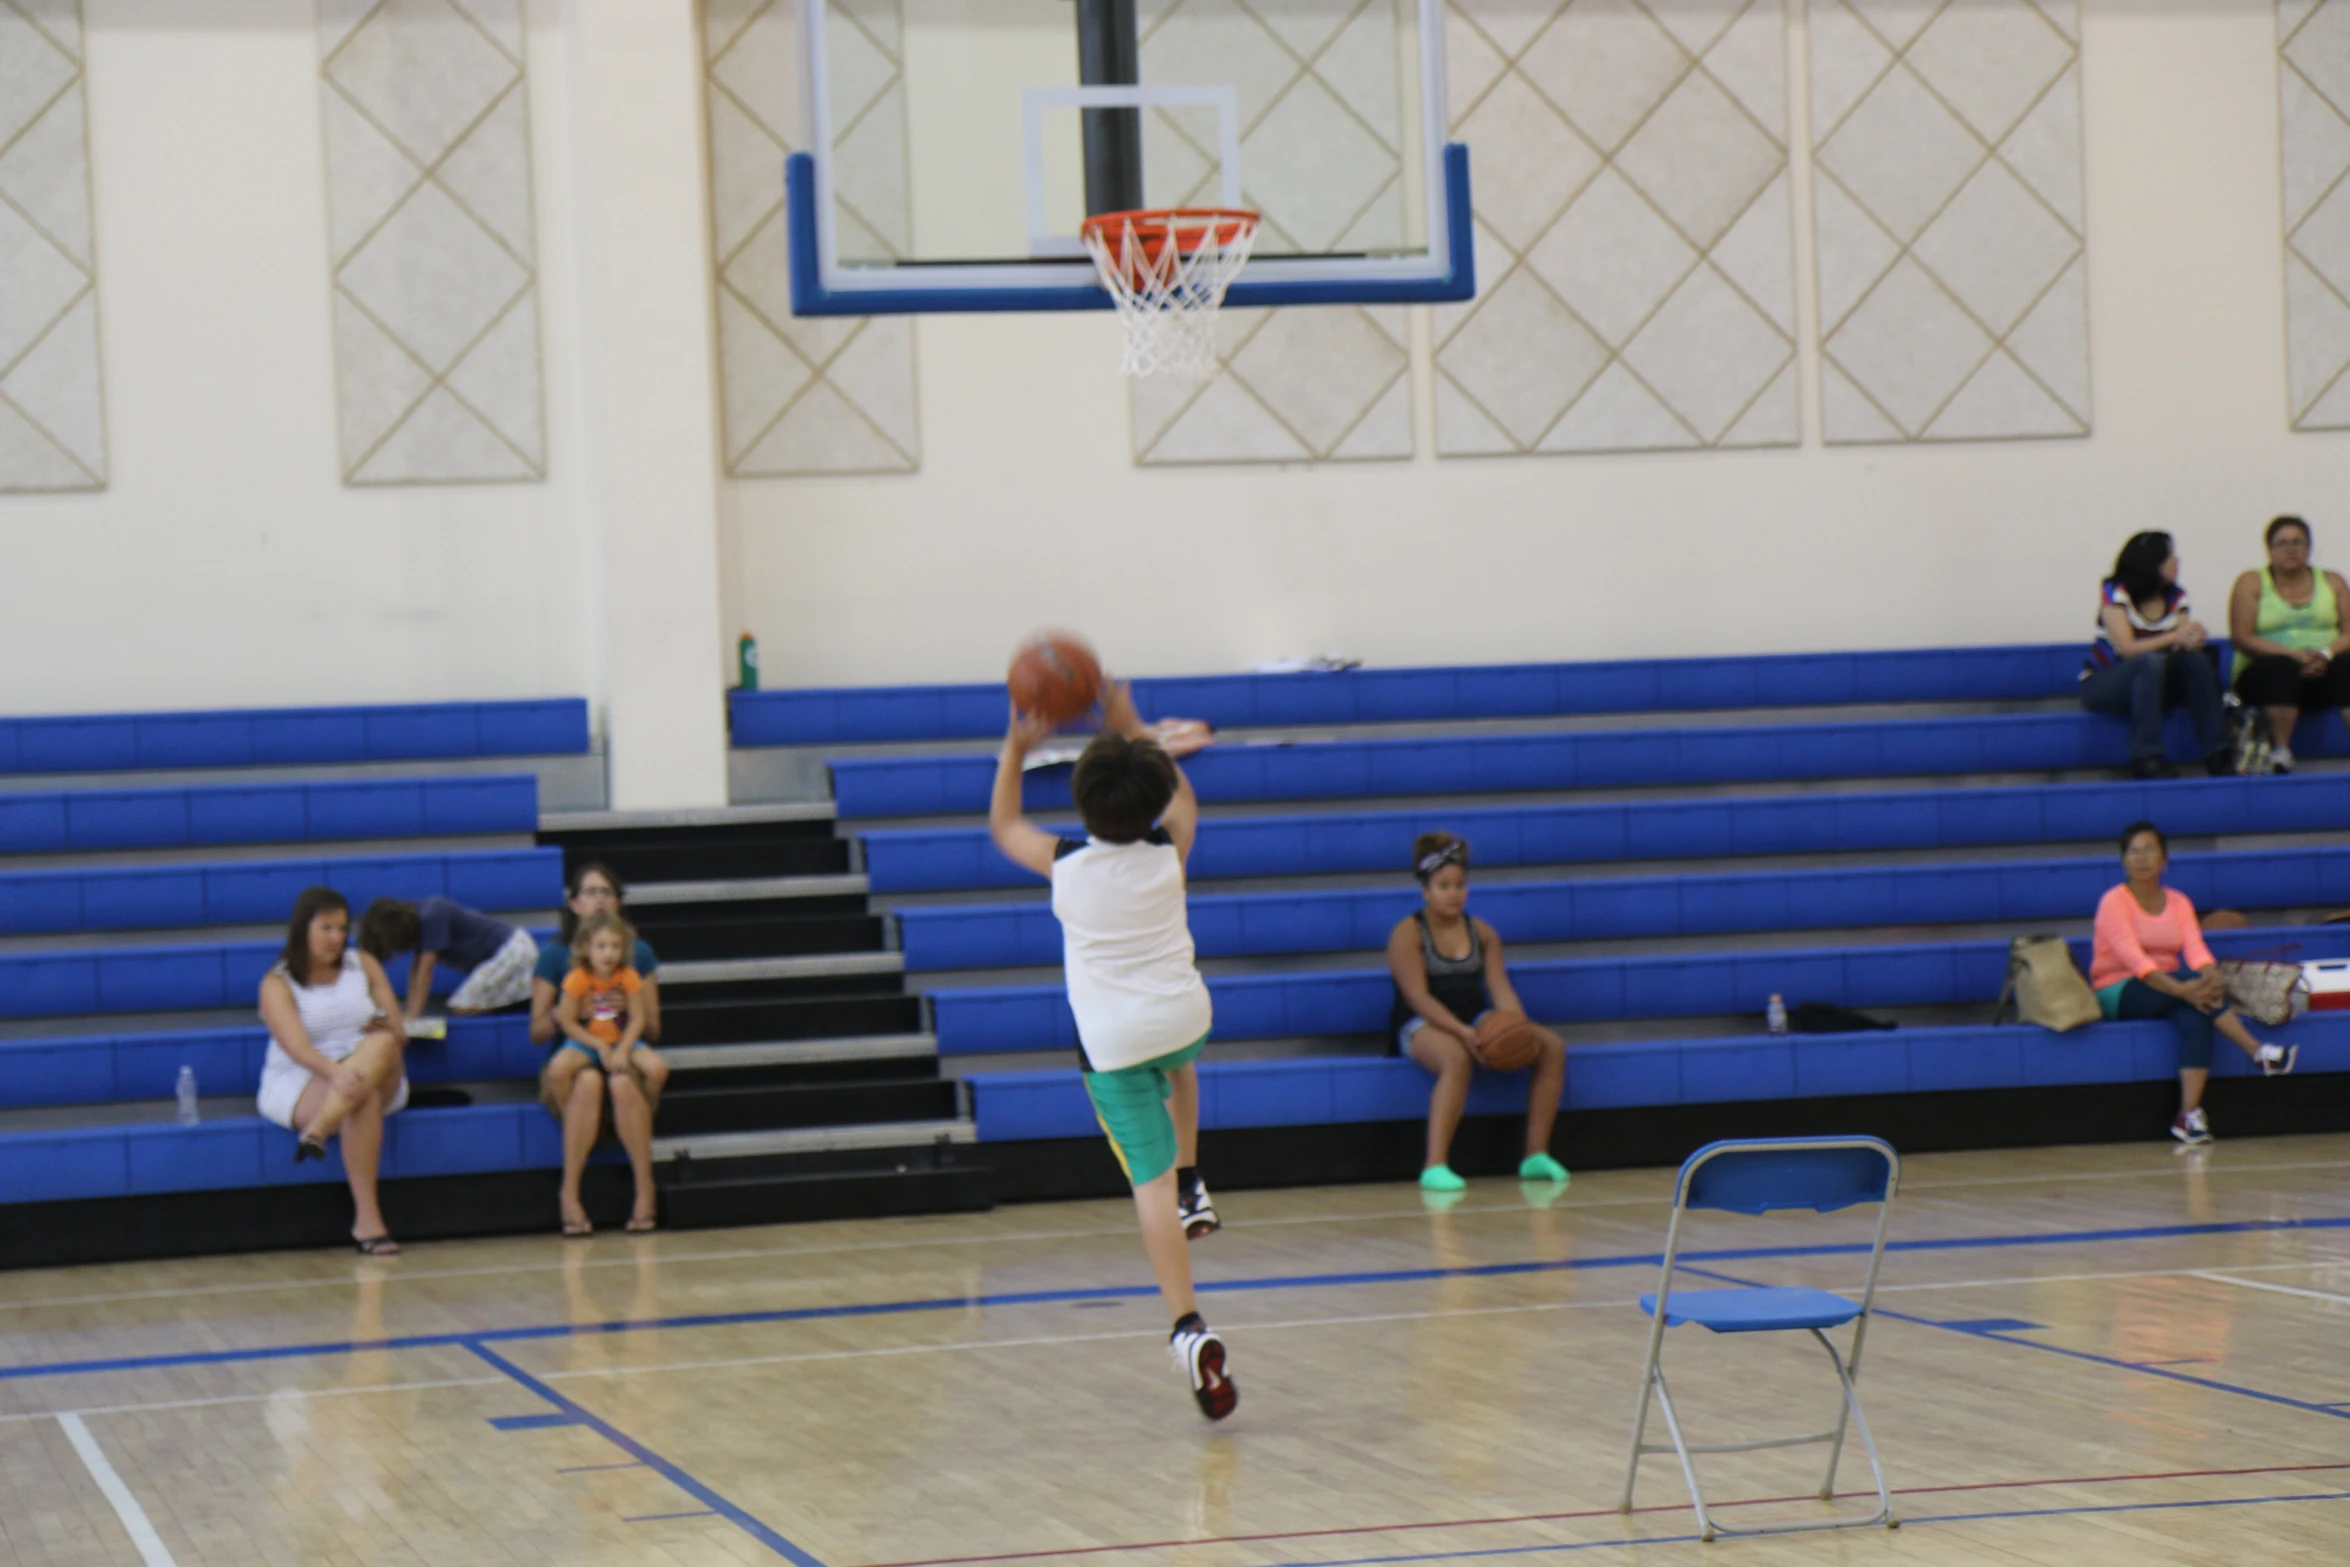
358,895 -> 540,1019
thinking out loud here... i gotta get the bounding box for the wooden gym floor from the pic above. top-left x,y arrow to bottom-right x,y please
1,1135 -> 2347,1565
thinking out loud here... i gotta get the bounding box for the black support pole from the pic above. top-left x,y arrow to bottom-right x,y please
1075,0 -> 1144,216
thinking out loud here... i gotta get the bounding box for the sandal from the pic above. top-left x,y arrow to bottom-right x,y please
352,1232 -> 400,1256
625,1211 -> 657,1233
561,1201 -> 593,1238
294,1133 -> 327,1164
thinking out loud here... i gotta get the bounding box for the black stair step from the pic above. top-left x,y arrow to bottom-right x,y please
661,973 -> 910,1006
658,1078 -> 960,1136
660,992 -> 922,1045
668,1055 -> 938,1090
633,912 -> 887,961
634,894 -> 870,926
541,828 -> 850,884
657,1162 -> 993,1230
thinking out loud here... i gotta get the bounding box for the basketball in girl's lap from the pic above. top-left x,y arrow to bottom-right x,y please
1471,1010 -> 1542,1072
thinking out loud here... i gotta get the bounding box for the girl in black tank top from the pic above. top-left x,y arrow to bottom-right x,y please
1385,833 -> 1571,1193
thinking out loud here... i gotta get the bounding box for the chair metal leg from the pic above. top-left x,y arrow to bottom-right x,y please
1646,1366 -> 1718,1542
1804,1328 -> 1896,1531
1619,1365 -> 1657,1513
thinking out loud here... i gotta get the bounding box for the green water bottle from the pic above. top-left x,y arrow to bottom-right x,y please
737,631 -> 760,692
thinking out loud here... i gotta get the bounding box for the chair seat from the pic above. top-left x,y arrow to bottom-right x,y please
1639,1286 -> 1861,1333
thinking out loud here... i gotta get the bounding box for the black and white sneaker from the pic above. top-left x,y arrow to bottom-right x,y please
1169,1321 -> 1237,1420
1178,1178 -> 1221,1240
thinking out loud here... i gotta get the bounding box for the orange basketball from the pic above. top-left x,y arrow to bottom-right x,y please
1471,1010 -> 1543,1072
1007,633 -> 1103,724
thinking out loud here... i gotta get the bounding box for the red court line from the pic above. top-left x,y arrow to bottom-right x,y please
853,1461 -> 2350,1567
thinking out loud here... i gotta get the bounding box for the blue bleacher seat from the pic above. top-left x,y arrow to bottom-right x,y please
0,846 -> 560,936
893,846 -> 2350,972
0,1016 -> 541,1110
0,700 -> 588,776
730,644 -> 2093,747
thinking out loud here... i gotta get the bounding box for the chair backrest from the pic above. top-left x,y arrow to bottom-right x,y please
1677,1137 -> 1897,1217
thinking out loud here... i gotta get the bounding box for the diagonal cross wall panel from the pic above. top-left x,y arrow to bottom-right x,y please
2279,0 -> 2350,429
1810,0 -> 2090,443
706,0 -> 918,476
0,0 -> 105,492
318,0 -> 547,485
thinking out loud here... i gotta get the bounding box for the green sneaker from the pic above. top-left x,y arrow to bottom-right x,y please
1418,1164 -> 1467,1192
1518,1153 -> 1569,1183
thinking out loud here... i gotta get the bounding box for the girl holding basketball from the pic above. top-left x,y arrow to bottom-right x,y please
1386,833 -> 1569,1193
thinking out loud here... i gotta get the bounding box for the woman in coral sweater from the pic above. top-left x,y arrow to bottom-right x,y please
2090,821 -> 2295,1146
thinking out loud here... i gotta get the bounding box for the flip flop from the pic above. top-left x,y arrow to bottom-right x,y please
294,1134 -> 327,1163
561,1207 -> 593,1237
352,1233 -> 400,1256
625,1213 -> 657,1233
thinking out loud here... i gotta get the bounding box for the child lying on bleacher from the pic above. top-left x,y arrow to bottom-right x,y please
358,896 -> 540,1020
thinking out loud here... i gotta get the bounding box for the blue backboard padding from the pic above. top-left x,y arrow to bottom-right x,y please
895,846 -> 2350,971
737,643 -> 2091,747
861,774 -> 2350,893
0,924 -> 558,1020
0,1101 -> 602,1206
830,708 -> 2325,818
927,924 -> 2350,1055
0,701 -> 588,775
0,847 -> 562,937
784,145 -> 1477,318
0,1016 -> 540,1110
964,1015 -> 2350,1142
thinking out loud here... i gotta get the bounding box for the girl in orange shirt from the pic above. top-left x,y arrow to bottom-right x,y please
2089,822 -> 2294,1146
546,911 -> 665,1234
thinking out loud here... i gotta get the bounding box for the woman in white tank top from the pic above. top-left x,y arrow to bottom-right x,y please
257,887 -> 410,1254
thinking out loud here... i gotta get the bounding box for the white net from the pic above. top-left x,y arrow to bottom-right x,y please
1081,210 -> 1261,380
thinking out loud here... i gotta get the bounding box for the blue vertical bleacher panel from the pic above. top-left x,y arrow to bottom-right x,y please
1634,801 -> 1732,859
19,716 -> 139,772
1658,658 -> 1763,711
1680,875 -> 1787,937
0,792 -> 69,853
78,867 -> 205,931
1576,731 -> 1673,788
0,1129 -> 127,1201
114,1029 -> 262,1102
390,1104 -> 526,1177
1567,880 -> 1678,940
1678,1037 -> 1798,1103
187,785 -> 304,845
1907,1026 -> 2026,1091
1564,1043 -> 1681,1109
323,855 -> 447,905
420,776 -> 538,835
1997,861 -> 2096,921
1350,670 -> 1450,722
368,705 -> 476,761
101,946 -> 228,1012
490,698 -> 591,754
127,1121 -> 266,1195
0,873 -> 84,934
249,708 -> 368,764
204,860 -> 323,925
1522,803 -> 1628,863
4,954 -> 99,1016
445,848 -> 561,911
1612,957 -> 1730,1020
1211,1060 -> 1339,1128
1781,871 -> 1891,931
2022,1027 -> 2146,1085
66,790 -> 190,850
1792,1034 -> 1908,1097
0,1038 -> 117,1107
1328,1061 -> 1431,1124
136,713 -> 253,769
0,721 -> 18,770
307,782 -> 426,840
1847,945 -> 1960,1009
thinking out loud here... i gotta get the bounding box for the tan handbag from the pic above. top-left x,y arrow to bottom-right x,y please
1995,935 -> 2103,1032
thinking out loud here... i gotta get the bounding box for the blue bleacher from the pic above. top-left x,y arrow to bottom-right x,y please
0,1015 -> 542,1109
0,924 -> 557,1018
0,699 -> 588,775
0,774 -> 537,854
964,1013 -> 2350,1143
896,847 -> 2350,971
926,925 -> 2350,1056
831,709 -> 2347,819
0,846 -> 560,936
863,774 -> 2350,893
733,643 -> 2091,746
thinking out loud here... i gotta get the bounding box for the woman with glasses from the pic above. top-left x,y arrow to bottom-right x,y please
2227,516 -> 2350,774
2090,822 -> 2293,1147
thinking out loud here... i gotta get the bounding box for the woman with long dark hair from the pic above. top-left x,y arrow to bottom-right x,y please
2078,531 -> 2231,779
256,886 -> 409,1254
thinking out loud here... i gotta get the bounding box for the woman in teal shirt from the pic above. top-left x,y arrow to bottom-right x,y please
2228,516 -> 2350,773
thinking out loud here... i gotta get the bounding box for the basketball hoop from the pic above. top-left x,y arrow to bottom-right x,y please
1080,208 -> 1261,380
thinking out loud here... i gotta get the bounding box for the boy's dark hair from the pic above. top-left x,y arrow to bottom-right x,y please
1071,732 -> 1179,843
279,886 -> 352,985
357,897 -> 421,961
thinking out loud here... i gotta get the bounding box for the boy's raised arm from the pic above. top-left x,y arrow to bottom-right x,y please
989,709 -> 1062,878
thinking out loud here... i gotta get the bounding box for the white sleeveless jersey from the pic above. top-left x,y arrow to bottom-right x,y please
1050,832 -> 1213,1071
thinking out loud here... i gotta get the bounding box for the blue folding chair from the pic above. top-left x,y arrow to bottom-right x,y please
1620,1136 -> 1900,1542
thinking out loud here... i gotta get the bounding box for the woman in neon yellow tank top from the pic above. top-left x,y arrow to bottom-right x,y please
2227,515 -> 2350,773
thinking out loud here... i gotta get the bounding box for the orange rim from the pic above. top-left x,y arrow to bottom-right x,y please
1080,207 -> 1261,257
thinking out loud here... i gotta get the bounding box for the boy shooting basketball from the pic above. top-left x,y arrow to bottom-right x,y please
989,681 -> 1236,1420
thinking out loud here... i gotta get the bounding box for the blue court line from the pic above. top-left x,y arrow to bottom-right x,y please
465,1340 -> 826,1567
488,1411 -> 581,1431
1244,1490 -> 2350,1567
1669,1264 -> 2350,1426
4,1210 -> 2348,1386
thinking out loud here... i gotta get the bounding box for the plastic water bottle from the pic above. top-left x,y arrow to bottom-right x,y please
1766,994 -> 1788,1037
175,1066 -> 200,1127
